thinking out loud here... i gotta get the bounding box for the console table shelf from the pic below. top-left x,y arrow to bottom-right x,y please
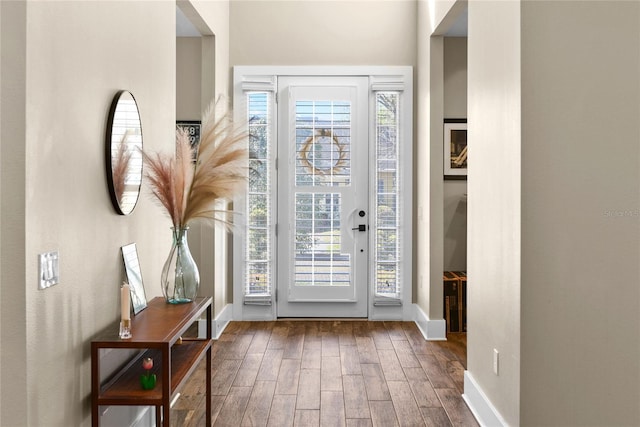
91,297 -> 212,427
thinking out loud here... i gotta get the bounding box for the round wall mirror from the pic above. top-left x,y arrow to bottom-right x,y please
105,90 -> 143,215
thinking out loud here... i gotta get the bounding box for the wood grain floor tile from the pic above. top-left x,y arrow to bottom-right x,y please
226,334 -> 254,360
247,329 -> 272,355
446,359 -> 466,393
387,380 -> 424,426
212,359 -> 242,396
355,336 -> 380,364
392,339 -> 421,368
337,322 -> 357,346
383,322 -> 407,341
267,325 -> 290,350
435,388 -> 479,426
302,345 -> 322,370
241,380 -> 276,427
351,321 -> 372,338
370,323 -> 394,350
175,321 -> 476,427
360,363 -> 391,401
416,353 -> 457,389
267,395 -> 296,427
283,322 -> 306,359
321,356 -> 343,391
420,407 -> 453,427
377,348 -> 406,381
233,353 -> 264,387
403,326 -> 433,355
256,349 -> 283,381
304,322 -> 321,338
322,334 -> 340,357
342,375 -> 370,419
321,391 -> 346,427
275,358 -> 301,395
297,369 -> 321,410
369,400 -> 399,427
294,409 -> 320,427
340,344 -> 362,376
346,419 -> 373,427
214,386 -> 252,427
403,367 -> 442,408
210,395 -> 226,425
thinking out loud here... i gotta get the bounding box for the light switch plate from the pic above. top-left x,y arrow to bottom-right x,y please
38,251 -> 59,290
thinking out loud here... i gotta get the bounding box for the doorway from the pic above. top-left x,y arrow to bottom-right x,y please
233,66 -> 413,321
276,77 -> 369,317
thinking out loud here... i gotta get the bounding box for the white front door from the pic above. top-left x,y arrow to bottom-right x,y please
276,77 -> 369,317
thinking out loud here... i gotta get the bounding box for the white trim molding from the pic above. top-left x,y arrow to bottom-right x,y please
199,303 -> 233,340
463,371 -> 509,427
413,303 -> 446,340
233,65 -> 413,321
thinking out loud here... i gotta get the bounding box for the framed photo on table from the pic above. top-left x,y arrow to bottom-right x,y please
444,119 -> 467,179
121,243 -> 147,315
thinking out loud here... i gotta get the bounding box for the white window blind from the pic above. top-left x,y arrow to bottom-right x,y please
373,91 -> 402,306
244,91 -> 274,305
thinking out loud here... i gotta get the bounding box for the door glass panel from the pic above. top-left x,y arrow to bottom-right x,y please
294,192 -> 350,287
278,77 -> 369,316
375,92 -> 401,298
246,92 -> 272,297
295,101 -> 351,187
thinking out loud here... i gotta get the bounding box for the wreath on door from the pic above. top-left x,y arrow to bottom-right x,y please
299,129 -> 348,176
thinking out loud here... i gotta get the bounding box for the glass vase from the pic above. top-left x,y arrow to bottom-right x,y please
161,226 -> 200,304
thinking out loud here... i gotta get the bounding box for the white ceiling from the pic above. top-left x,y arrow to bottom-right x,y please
176,6 -> 201,37
445,8 -> 468,37
176,5 -> 466,39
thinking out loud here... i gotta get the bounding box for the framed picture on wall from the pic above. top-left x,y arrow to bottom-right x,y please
444,119 -> 467,179
176,120 -> 201,153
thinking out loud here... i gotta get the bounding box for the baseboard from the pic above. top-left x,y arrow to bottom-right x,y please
198,303 -> 233,340
462,371 -> 509,427
413,303 -> 447,341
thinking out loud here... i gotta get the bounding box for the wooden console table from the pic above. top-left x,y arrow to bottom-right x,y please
91,297 -> 212,427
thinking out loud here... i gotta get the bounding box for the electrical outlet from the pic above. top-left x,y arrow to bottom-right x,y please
38,251 -> 59,290
493,349 -> 499,376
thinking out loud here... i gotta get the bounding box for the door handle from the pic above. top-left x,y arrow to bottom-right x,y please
352,224 -> 367,232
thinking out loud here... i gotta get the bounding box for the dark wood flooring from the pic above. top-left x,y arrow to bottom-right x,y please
171,321 -> 478,426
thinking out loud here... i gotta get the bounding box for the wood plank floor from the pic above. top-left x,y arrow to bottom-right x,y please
171,321 -> 478,427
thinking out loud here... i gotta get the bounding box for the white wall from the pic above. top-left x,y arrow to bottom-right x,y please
230,1 -> 416,67
466,1 -> 640,425
520,1 -> 640,424
230,0 -> 417,309
177,37 -> 202,121
466,1 -> 521,424
23,2 -> 175,425
443,37 -> 467,119
0,1 -> 230,426
185,0 -> 232,317
416,0 -> 466,329
1,1 -> 29,424
0,4 -> 3,423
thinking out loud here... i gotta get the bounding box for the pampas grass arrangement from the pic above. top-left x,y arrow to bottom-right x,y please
143,102 -> 247,229
112,130 -> 133,205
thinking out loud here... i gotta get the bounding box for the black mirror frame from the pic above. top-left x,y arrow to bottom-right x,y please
105,90 -> 143,215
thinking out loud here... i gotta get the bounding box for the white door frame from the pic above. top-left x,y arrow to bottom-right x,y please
233,66 -> 413,321
276,76 -> 369,317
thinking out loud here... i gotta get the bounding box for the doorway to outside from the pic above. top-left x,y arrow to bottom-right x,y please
277,77 -> 368,317
233,67 -> 413,321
